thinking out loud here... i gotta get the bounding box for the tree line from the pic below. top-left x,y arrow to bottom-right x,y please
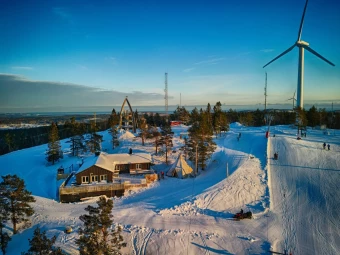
1,105 -> 340,156
0,118 -> 109,156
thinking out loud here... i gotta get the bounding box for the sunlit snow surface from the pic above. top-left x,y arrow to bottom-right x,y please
1,124 -> 339,255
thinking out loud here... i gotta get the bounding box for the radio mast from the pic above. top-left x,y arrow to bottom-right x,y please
165,73 -> 168,117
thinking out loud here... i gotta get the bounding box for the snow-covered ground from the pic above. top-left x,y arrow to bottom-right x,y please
0,123 -> 50,130
0,124 -> 339,255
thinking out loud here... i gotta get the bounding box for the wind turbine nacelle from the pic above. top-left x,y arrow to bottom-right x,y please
297,40 -> 309,46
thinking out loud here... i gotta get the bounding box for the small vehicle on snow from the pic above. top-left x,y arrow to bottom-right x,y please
233,210 -> 252,220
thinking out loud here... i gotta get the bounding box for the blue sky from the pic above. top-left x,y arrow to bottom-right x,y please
0,0 -> 339,112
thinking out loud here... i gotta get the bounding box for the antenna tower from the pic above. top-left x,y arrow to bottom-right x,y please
180,93 -> 181,108
264,72 -> 267,112
165,73 -> 168,116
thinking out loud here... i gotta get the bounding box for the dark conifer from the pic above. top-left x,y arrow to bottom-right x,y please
190,107 -> 200,125
0,175 -> 35,234
151,127 -> 161,154
22,227 -> 65,255
86,120 -> 103,153
160,123 -> 173,164
46,122 -> 63,165
139,117 -> 149,146
76,196 -> 125,255
0,196 -> 11,255
68,117 -> 86,157
188,108 -> 216,170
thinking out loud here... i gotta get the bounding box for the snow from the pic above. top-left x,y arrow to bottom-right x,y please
76,152 -> 152,174
118,130 -> 136,139
0,124 -> 339,254
0,123 -> 50,130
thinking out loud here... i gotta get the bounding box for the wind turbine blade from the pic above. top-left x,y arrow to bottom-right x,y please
263,44 -> 296,68
297,0 -> 309,41
304,46 -> 335,66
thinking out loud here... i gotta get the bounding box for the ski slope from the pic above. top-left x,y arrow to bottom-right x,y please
268,126 -> 340,255
0,124 -> 339,254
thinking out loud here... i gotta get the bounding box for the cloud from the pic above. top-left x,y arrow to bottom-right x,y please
0,74 -> 165,111
105,57 -> 118,65
11,66 -> 34,70
183,68 -> 195,73
194,57 -> 225,65
261,49 -> 275,53
53,7 -> 74,24
53,7 -> 71,18
75,64 -> 88,70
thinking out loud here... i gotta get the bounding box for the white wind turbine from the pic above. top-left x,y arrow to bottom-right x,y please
287,91 -> 297,109
263,0 -> 335,109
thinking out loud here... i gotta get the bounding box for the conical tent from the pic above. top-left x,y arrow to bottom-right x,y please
166,154 -> 194,178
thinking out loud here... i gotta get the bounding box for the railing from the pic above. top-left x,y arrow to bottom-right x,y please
59,183 -> 125,195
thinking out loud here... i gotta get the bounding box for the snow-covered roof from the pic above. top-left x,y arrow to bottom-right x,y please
76,152 -> 152,174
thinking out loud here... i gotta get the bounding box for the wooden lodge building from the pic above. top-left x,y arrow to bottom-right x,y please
75,152 -> 153,184
59,152 -> 154,202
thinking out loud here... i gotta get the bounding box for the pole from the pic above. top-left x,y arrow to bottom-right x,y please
332,102 -> 335,136
195,144 -> 198,176
226,163 -> 229,178
264,72 -> 267,112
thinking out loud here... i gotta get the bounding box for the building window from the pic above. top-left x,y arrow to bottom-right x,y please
115,165 -> 120,170
82,176 -> 89,183
136,164 -> 141,170
100,175 -> 107,181
91,175 -> 98,182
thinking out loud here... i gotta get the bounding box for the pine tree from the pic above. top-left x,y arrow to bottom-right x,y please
0,175 -> 35,234
188,109 -> 216,170
86,120 -> 103,153
206,103 -> 212,129
108,110 -> 120,149
76,196 -> 125,255
212,101 -> 229,136
22,227 -> 65,255
307,105 -> 318,127
0,196 -> 11,255
239,112 -> 254,126
190,107 -> 200,125
149,127 -> 161,154
46,122 -> 63,165
139,117 -> 149,146
4,133 -> 14,153
68,117 -> 86,157
160,123 -> 173,164
296,107 -> 308,126
108,109 -> 120,129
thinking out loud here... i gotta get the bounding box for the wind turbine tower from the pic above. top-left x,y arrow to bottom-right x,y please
288,91 -> 297,109
180,93 -> 181,108
164,73 -> 168,117
263,0 -> 335,109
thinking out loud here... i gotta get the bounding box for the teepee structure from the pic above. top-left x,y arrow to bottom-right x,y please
166,154 -> 193,179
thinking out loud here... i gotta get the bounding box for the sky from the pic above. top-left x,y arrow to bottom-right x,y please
0,0 -> 339,112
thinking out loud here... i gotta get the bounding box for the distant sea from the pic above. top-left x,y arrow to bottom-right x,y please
1,103 -> 339,116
